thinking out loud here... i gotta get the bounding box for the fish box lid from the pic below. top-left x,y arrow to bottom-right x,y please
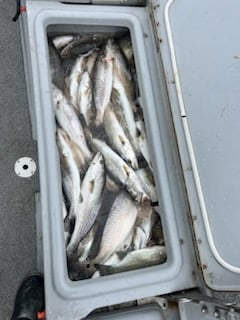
156,0 -> 240,290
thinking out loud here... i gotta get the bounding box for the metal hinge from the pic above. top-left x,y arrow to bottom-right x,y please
149,0 -> 162,52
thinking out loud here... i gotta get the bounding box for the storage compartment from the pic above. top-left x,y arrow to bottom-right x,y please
157,0 -> 240,291
19,1 -> 197,319
48,25 -> 166,281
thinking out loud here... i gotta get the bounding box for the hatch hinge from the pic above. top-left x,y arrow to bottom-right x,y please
149,0 -> 162,52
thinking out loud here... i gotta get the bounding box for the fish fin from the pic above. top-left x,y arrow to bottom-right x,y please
79,114 -> 93,142
118,135 -> 126,146
123,165 -> 130,178
82,47 -> 98,58
79,193 -> 83,203
65,76 -> 70,88
79,113 -> 88,129
116,251 -> 128,260
94,264 -> 112,276
111,88 -> 120,104
95,111 -> 105,127
89,179 -> 95,193
136,128 -> 142,138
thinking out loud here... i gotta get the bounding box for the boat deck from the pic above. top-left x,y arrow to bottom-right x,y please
0,2 -> 39,318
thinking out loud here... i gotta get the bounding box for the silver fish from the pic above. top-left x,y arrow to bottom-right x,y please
93,39 -> 114,126
136,168 -> 157,203
67,152 -> 105,255
52,85 -> 92,162
118,35 -> 134,67
78,71 -> 92,126
68,257 -> 96,280
62,168 -> 74,208
136,118 -> 153,169
62,200 -> 70,247
60,33 -> 116,59
48,41 -> 65,91
118,231 -> 133,252
77,222 -> 98,262
96,246 -> 167,275
112,78 -> 140,154
133,205 -> 153,250
56,128 -> 82,220
86,49 -> 99,76
90,138 -> 150,204
66,55 -> 86,110
61,144 -> 85,210
62,199 -> 68,221
52,35 -> 74,51
103,107 -> 138,170
105,174 -> 120,193
94,192 -> 138,264
60,37 -> 100,59
112,41 -> 134,100
151,211 -> 165,246
64,231 -> 70,246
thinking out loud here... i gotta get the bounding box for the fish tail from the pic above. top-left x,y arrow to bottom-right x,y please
79,114 -> 93,143
94,264 -> 113,276
95,111 -> 104,127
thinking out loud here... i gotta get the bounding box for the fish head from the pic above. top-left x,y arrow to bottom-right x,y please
56,128 -> 71,148
68,257 -> 96,280
104,39 -> 115,62
91,152 -> 105,168
86,152 -> 105,194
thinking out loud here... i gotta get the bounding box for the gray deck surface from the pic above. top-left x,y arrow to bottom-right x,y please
0,1 -> 39,319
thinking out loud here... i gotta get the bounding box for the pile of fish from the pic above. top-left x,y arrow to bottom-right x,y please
49,32 -> 166,280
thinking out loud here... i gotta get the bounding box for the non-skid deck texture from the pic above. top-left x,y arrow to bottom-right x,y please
0,1 -> 39,319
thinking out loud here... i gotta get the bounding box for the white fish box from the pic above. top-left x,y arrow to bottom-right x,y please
19,1 -> 197,319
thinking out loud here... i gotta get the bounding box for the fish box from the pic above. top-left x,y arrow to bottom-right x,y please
19,1 -> 198,319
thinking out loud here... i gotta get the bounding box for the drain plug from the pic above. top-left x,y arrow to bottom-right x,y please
14,157 -> 37,178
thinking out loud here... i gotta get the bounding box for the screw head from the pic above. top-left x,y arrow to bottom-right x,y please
201,305 -> 208,314
214,309 -> 220,318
